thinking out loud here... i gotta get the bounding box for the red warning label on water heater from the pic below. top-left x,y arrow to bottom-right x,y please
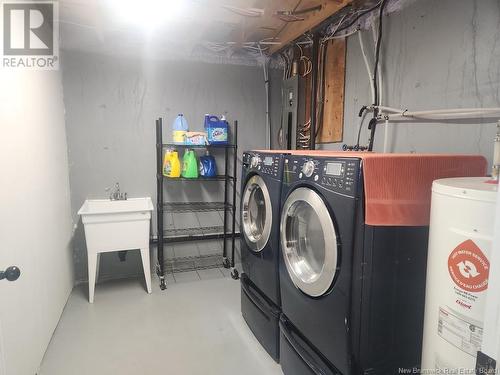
448,240 -> 489,293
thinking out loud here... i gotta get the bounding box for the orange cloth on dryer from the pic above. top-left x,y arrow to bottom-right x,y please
257,150 -> 488,226
360,154 -> 486,226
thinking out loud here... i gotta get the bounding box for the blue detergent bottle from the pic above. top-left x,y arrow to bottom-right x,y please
199,150 -> 217,177
204,114 -> 228,145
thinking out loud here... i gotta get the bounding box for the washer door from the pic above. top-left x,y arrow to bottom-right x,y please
280,187 -> 338,297
241,175 -> 272,252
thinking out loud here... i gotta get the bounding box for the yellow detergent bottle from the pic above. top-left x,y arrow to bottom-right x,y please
169,151 -> 181,177
163,150 -> 181,178
162,150 -> 172,176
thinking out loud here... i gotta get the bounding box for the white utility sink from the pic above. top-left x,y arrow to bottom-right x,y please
78,197 -> 154,221
78,197 -> 154,303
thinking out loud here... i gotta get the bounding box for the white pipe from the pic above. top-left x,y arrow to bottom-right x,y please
379,107 -> 500,116
358,31 -> 375,105
264,63 -> 270,149
492,121 -> 500,180
258,44 -> 271,149
372,107 -> 500,140
387,111 -> 500,120
373,107 -> 500,121
375,105 -> 405,113
374,106 -> 500,116
400,108 -> 500,115
383,118 -> 390,153
481,186 -> 500,360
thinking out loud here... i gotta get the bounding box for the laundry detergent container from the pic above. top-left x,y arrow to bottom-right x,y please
204,115 -> 228,145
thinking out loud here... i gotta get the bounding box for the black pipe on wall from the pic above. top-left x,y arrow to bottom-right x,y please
310,33 -> 320,150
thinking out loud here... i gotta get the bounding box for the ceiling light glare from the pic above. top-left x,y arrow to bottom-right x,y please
109,0 -> 187,31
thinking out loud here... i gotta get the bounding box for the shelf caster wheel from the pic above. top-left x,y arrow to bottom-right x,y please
222,257 -> 230,269
159,278 -> 167,290
231,268 -> 239,280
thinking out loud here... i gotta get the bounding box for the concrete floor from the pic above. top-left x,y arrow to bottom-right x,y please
40,269 -> 282,375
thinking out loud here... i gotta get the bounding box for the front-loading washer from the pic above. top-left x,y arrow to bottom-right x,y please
278,153 -> 487,374
240,150 -> 287,362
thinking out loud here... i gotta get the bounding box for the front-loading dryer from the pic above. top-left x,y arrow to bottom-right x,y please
240,151 -> 287,362
278,153 -> 487,375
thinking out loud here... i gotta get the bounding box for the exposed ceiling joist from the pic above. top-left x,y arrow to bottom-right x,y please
228,0 -> 299,47
268,0 -> 354,54
58,0 -> 370,63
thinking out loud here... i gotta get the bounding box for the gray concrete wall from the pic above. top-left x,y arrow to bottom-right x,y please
61,51 -> 273,283
318,0 -> 500,166
63,0 -> 500,283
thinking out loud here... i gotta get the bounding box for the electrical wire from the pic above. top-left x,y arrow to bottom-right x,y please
200,38 -> 279,62
301,56 -> 312,76
316,2 -> 382,149
322,13 -> 348,42
328,27 -> 360,40
296,42 -> 304,58
293,43 -> 310,77
275,4 -> 322,22
285,0 -> 384,151
358,31 -> 375,105
257,43 -> 271,148
368,0 -> 389,152
373,0 -> 387,109
336,1 -> 383,34
278,0 -> 385,149
372,21 -> 383,106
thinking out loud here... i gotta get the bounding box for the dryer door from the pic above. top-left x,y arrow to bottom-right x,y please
280,187 -> 338,297
241,175 -> 272,252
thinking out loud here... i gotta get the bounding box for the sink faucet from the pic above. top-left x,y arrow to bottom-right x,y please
106,182 -> 127,201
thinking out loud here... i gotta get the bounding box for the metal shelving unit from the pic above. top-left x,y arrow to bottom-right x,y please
163,225 -> 226,240
163,202 -> 232,212
164,254 -> 224,274
155,118 -> 239,290
163,175 -> 234,182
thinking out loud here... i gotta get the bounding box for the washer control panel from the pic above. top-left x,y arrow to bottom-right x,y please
284,156 -> 360,196
243,152 -> 282,178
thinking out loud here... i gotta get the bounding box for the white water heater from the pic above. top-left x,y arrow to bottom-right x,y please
422,177 -> 498,371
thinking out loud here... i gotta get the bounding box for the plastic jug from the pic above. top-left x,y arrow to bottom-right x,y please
182,149 -> 198,178
168,151 -> 181,177
162,149 -> 173,176
172,114 -> 188,143
199,151 -> 217,178
163,150 -> 181,178
204,114 -> 228,145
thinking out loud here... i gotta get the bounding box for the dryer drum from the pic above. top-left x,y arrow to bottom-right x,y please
280,187 -> 338,297
241,174 -> 273,252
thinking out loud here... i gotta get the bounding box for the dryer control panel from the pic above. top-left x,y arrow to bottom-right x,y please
243,152 -> 282,178
284,156 -> 361,196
